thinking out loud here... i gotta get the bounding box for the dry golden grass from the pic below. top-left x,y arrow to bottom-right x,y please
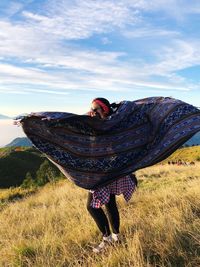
0,187 -> 37,209
162,146 -> 200,162
0,163 -> 200,267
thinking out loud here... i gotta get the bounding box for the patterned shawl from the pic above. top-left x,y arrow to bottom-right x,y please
17,97 -> 200,190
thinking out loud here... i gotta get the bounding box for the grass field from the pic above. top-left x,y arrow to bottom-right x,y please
0,162 -> 200,267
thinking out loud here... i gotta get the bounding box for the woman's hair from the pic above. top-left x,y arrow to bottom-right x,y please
92,97 -> 120,115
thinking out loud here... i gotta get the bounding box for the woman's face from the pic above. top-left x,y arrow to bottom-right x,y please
90,102 -> 108,119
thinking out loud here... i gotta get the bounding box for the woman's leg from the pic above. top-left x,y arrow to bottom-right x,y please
87,192 -> 111,236
105,194 -> 120,234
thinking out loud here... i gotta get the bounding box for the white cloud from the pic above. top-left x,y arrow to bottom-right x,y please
0,63 -> 60,87
0,20 -> 59,59
151,40 -> 200,74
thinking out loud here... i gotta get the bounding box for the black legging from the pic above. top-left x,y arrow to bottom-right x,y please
87,192 -> 120,236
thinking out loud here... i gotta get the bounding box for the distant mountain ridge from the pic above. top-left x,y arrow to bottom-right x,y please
184,132 -> 200,146
0,114 -> 11,119
5,137 -> 33,147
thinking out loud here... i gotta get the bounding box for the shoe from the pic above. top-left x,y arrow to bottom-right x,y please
112,233 -> 119,242
92,235 -> 112,253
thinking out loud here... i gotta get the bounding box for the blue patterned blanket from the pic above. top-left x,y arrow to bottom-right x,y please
17,97 -> 200,189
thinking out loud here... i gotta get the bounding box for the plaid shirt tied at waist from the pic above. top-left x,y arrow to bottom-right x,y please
90,174 -> 137,208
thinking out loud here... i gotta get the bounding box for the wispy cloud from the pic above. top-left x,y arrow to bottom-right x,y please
0,20 -> 58,58
127,0 -> 200,19
123,27 -> 180,39
0,1 -> 24,18
25,89 -> 70,95
151,40 -> 200,74
22,0 -> 137,40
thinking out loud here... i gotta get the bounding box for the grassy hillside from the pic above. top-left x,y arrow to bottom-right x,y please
0,147 -> 61,188
0,148 -> 44,187
0,164 -> 199,266
165,145 -> 200,162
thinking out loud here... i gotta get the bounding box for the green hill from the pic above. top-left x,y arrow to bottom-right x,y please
0,148 -> 43,188
0,148 -> 61,188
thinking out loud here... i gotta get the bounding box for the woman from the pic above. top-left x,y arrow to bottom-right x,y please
15,96 -> 200,252
87,98 -> 138,253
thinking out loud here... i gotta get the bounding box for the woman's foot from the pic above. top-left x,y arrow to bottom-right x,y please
92,235 -> 113,253
112,233 -> 119,242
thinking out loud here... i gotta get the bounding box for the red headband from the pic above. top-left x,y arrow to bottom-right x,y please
92,99 -> 109,114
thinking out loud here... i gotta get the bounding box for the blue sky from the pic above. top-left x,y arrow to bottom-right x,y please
0,0 -> 200,117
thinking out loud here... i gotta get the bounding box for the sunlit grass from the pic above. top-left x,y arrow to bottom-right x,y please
163,145 -> 200,162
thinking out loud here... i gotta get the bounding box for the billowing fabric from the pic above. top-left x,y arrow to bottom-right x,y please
16,96 -> 200,190
90,174 -> 137,208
